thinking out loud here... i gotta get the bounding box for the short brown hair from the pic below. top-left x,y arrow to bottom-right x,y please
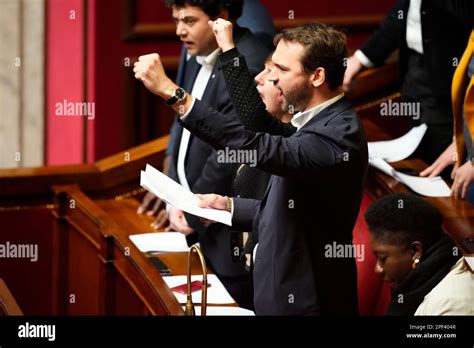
164,0 -> 243,20
273,23 -> 348,90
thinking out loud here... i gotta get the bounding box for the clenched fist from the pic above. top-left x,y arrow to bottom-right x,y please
208,18 -> 235,53
133,53 -> 175,98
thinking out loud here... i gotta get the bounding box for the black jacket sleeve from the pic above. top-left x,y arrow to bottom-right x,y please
360,0 -> 406,66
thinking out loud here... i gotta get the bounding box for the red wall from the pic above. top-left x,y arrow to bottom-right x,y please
46,0 -> 85,165
46,0 -> 396,164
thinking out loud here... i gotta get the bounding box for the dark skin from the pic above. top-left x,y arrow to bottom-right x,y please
369,233 -> 423,290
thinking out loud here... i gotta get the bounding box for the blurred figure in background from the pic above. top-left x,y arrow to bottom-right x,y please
344,0 -> 472,165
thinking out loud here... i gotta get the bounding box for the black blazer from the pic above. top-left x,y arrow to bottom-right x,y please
360,0 -> 472,98
167,27 -> 269,277
180,97 -> 368,316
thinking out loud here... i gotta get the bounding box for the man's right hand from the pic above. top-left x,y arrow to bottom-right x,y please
420,141 -> 457,178
343,55 -> 363,91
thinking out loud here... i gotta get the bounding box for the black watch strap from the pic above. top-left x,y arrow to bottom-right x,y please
166,95 -> 178,106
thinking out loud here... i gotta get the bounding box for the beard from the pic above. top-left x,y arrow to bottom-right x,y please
280,79 -> 312,114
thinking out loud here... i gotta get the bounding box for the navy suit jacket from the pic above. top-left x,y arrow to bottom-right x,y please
167,27 -> 268,277
180,96 -> 368,315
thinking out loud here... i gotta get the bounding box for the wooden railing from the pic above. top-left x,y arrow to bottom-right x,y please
1,61 -> 472,316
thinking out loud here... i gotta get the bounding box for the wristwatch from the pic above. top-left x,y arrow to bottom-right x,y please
166,87 -> 186,106
225,196 -> 232,213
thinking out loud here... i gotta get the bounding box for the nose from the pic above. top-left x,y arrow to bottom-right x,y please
255,71 -> 265,86
176,22 -> 187,37
374,260 -> 384,275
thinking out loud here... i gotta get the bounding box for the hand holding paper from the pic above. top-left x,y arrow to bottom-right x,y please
140,164 -> 232,226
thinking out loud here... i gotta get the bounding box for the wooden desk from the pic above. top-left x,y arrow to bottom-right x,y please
1,62 -> 471,316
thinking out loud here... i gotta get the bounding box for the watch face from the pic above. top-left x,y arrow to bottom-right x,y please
176,88 -> 186,100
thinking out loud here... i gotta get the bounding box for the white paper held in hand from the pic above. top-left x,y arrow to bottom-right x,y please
140,164 -> 232,226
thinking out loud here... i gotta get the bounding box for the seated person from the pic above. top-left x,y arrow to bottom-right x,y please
364,192 -> 474,315
421,29 -> 474,204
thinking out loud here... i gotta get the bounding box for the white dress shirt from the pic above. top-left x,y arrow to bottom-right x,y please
356,0 -> 424,67
290,93 -> 345,131
176,48 -> 220,190
405,0 -> 423,54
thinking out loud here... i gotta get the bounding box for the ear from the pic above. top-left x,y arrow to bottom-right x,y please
410,241 -> 423,261
310,67 -> 325,88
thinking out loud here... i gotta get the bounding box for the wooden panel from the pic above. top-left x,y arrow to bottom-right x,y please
0,207 -> 53,315
52,185 -> 115,315
112,265 -> 150,315
66,223 -> 102,314
51,185 -> 184,316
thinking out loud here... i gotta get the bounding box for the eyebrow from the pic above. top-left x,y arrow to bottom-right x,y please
273,62 -> 289,71
172,15 -> 198,21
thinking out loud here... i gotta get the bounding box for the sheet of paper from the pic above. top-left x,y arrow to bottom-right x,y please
395,171 -> 451,197
140,164 -> 232,226
129,232 -> 190,253
369,156 -> 397,177
369,157 -> 451,197
162,274 -> 235,304
186,306 -> 255,316
368,124 -> 427,162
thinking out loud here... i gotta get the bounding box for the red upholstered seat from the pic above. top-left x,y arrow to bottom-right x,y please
353,193 -> 391,315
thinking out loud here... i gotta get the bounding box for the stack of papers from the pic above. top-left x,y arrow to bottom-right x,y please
367,125 -> 451,197
163,274 -> 235,304
129,232 -> 190,253
140,164 -> 232,226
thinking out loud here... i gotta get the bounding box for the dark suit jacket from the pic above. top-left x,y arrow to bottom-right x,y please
180,97 -> 368,315
360,0 -> 472,99
167,26 -> 269,277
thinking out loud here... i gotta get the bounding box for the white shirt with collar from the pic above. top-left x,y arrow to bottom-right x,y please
290,93 -> 345,131
355,0 -> 424,67
176,48 -> 220,190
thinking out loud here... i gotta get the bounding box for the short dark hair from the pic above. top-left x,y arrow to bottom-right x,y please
163,0 -> 243,21
364,193 -> 443,250
273,23 -> 347,90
